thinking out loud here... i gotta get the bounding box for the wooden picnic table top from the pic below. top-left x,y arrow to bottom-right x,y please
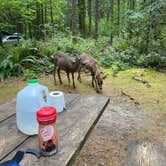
0,93 -> 110,166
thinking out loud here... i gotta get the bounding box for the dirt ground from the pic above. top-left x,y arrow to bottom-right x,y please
73,95 -> 166,166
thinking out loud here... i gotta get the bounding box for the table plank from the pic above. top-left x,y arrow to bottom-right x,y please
0,94 -> 79,161
2,95 -> 109,166
0,98 -> 16,122
0,94 -> 79,123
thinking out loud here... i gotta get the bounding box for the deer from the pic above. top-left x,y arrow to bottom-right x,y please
77,53 -> 107,93
53,51 -> 81,89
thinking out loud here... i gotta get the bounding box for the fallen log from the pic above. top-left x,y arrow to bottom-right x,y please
121,89 -> 140,105
132,76 -> 151,88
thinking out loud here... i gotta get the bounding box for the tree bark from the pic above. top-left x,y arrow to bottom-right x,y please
50,0 -> 53,24
35,2 -> 40,39
88,0 -> 92,34
44,2 -> 47,23
110,0 -> 114,44
129,0 -> 135,10
72,0 -> 77,36
117,0 -> 120,36
95,0 -> 99,40
78,0 -> 86,36
82,0 -> 86,35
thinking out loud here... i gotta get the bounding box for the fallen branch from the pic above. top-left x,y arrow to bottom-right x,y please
121,89 -> 140,105
132,76 -> 151,88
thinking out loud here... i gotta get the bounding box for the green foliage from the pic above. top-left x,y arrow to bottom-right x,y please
0,28 -> 165,80
23,69 -> 37,80
98,18 -> 111,36
124,1 -> 166,55
137,52 -> 166,68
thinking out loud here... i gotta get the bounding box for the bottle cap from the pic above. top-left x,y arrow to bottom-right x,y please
28,79 -> 38,84
37,106 -> 57,123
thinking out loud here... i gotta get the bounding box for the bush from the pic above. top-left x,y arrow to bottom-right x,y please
0,31 -> 165,81
145,52 -> 166,68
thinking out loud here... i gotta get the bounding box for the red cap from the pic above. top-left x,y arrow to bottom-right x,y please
37,106 -> 57,123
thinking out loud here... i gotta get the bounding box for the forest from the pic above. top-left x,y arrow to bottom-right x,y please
0,0 -> 165,80
0,1 -> 166,165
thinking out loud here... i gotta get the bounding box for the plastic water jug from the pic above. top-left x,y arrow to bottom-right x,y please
16,79 -> 49,135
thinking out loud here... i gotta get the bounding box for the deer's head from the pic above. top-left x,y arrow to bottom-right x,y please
95,71 -> 107,91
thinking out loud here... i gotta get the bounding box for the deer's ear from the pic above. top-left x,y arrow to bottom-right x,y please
72,59 -> 76,65
102,75 -> 107,80
76,54 -> 81,60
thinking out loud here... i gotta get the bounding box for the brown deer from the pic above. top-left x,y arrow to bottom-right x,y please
53,51 -> 81,88
77,53 -> 106,93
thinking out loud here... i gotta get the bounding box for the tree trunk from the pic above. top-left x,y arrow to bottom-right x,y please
72,0 -> 77,36
50,0 -> 53,24
117,0 -> 120,36
88,0 -> 92,34
141,0 -> 147,9
41,3 -> 44,25
82,0 -> 86,35
95,0 -> 99,40
41,3 -> 44,39
36,2 -> 40,39
78,0 -> 82,31
129,0 -> 135,10
44,2 -> 47,23
28,23 -> 32,38
66,0 -> 72,28
110,0 -> 114,44
121,0 -> 126,38
78,0 -> 86,36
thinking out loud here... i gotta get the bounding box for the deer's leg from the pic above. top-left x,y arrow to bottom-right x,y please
91,74 -> 95,88
57,68 -> 62,84
72,72 -> 76,89
77,66 -> 82,83
67,72 -> 70,84
53,65 -> 56,85
94,79 -> 100,93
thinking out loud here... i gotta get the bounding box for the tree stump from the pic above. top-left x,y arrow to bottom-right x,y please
126,140 -> 166,166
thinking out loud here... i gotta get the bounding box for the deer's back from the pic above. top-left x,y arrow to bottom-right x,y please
79,53 -> 99,74
55,52 -> 74,71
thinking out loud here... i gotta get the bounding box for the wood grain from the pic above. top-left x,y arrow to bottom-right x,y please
0,98 -> 16,122
0,93 -> 79,161
2,95 -> 109,166
126,140 -> 166,166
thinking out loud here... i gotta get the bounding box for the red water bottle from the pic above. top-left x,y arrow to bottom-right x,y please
36,106 -> 58,156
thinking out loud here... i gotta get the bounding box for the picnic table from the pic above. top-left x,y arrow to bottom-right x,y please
0,93 -> 109,166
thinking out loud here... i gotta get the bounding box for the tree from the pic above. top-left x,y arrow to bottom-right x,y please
71,0 -> 77,36
88,0 -> 92,34
78,0 -> 86,36
95,0 -> 99,40
110,0 -> 114,44
129,0 -> 135,10
117,0 -> 121,36
50,0 -> 54,23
